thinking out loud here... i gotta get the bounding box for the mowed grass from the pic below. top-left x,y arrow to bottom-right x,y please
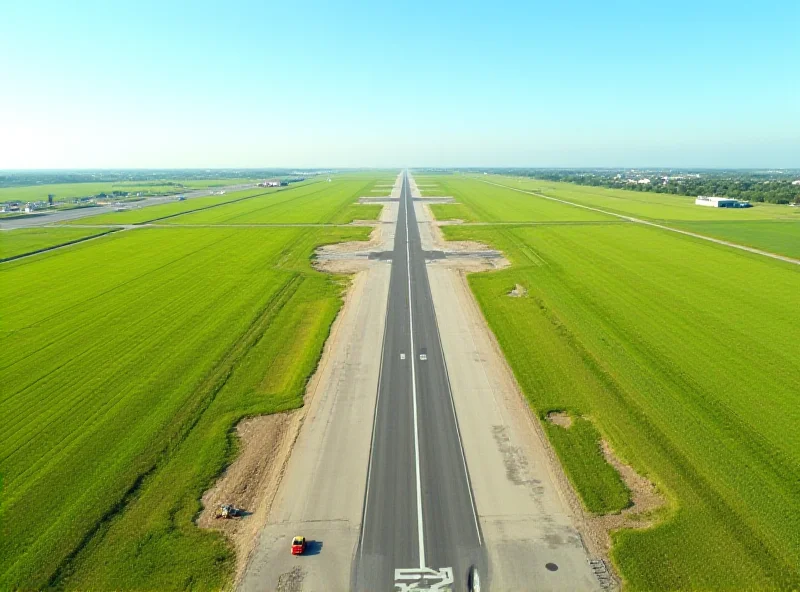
443,222 -> 800,590
487,175 -> 795,221
64,186 -> 284,225
0,227 -> 115,261
163,176 -> 386,225
425,176 -> 615,222
0,224 -> 369,589
669,220 -> 800,259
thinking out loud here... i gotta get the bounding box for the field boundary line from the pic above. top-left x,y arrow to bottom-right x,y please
480,179 -> 800,266
134,188 -> 281,224
0,227 -> 124,264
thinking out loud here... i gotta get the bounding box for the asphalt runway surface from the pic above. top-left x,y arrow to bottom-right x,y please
353,172 -> 487,592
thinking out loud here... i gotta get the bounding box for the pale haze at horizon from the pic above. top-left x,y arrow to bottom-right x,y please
2,0 -> 798,169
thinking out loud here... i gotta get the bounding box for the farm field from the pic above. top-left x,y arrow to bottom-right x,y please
0,178 -> 257,204
163,176 -> 385,225
668,219 -> 800,259
485,174 -> 795,222
0,222 -> 370,589
417,176 -> 615,222
441,216 -> 800,590
63,186 -> 284,225
0,226 -> 114,261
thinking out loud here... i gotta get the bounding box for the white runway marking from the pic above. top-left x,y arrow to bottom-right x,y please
404,172 -> 426,569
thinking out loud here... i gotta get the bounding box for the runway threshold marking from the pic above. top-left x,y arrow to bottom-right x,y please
394,567 -> 454,591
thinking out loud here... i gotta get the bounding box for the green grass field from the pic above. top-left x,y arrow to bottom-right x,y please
668,220 -> 800,259
0,225 -> 369,589
163,177 -> 384,225
0,227 -> 115,261
437,178 -> 800,589
425,176 -> 615,222
64,186 -> 285,225
0,168 -> 395,590
486,175 -> 796,222
0,178 -> 256,204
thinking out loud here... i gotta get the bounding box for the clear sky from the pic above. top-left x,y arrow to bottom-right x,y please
1,0 -> 798,169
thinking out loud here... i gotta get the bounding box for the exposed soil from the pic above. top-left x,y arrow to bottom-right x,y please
546,410 -> 572,428
422,204 -> 509,272
314,222 -> 385,274
598,440 -> 668,523
197,413 -> 298,583
508,283 -> 527,298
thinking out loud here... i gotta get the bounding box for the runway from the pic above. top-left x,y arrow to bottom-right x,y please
353,172 -> 486,591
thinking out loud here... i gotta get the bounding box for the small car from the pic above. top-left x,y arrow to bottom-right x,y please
291,536 -> 306,555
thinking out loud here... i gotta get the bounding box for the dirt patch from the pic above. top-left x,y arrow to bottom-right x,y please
567,438 -> 668,576
508,283 -> 527,298
421,204 -> 509,272
314,220 -> 385,274
546,410 -> 572,428
197,413 -> 297,582
600,440 -> 667,520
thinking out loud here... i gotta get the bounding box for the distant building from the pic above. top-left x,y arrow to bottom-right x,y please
792,180 -> 800,185
695,196 -> 752,208
638,178 -> 651,184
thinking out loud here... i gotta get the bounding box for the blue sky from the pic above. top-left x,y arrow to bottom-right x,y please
1,0 -> 798,168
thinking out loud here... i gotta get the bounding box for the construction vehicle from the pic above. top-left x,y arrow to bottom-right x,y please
214,504 -> 242,519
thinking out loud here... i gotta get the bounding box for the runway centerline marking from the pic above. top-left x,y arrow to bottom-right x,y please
404,172 -> 426,570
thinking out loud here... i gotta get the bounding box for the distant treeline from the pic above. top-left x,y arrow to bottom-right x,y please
0,169 -> 291,189
493,169 -> 800,205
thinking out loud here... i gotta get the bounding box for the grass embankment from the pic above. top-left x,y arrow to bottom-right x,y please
164,176 -> 385,225
0,223 -> 369,589
441,217 -> 800,590
0,227 -> 114,261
